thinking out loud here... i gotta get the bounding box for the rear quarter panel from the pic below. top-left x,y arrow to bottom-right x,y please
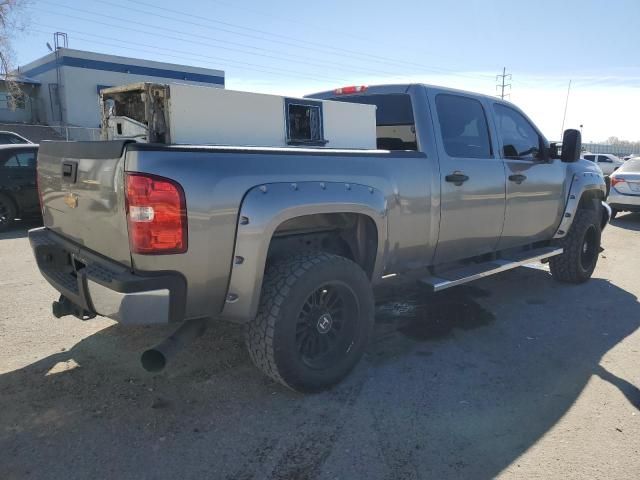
125,145 -> 437,321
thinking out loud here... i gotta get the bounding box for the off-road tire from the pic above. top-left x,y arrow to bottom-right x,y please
550,206 -> 601,284
0,194 -> 17,231
245,252 -> 374,393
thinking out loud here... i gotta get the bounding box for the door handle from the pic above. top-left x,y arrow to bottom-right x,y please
445,172 -> 469,186
508,174 -> 527,184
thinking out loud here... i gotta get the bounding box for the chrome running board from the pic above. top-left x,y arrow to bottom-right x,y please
420,246 -> 563,292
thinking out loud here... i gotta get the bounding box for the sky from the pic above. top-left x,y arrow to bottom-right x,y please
10,0 -> 640,142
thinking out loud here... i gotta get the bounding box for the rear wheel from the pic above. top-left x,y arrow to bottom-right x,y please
550,206 -> 601,283
0,194 -> 16,231
245,252 -> 374,392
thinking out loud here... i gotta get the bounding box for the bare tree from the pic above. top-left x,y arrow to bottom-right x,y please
0,0 -> 29,108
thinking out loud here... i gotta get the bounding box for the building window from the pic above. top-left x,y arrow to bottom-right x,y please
0,93 -> 25,110
0,93 -> 26,110
0,92 -> 25,110
285,98 -> 327,146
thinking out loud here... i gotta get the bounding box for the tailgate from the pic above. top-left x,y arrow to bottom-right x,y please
38,140 -> 133,267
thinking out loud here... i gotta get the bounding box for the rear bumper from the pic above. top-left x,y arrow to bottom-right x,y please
609,203 -> 640,212
608,188 -> 640,211
29,227 -> 186,325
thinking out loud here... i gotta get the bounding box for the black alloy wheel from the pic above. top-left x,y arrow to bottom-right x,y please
295,282 -> 358,370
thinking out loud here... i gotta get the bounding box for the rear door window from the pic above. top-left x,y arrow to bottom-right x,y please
328,94 -> 417,150
436,94 -> 492,158
584,155 -> 596,161
1,150 -> 37,168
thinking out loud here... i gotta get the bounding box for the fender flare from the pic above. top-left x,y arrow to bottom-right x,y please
220,181 -> 388,322
554,171 -> 607,238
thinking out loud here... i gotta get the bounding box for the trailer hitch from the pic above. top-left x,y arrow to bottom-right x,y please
52,295 -> 96,320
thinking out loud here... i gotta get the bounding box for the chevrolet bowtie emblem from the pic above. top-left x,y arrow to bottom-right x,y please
64,192 -> 79,209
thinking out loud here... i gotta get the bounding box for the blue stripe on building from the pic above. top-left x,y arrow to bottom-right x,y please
22,56 -> 224,86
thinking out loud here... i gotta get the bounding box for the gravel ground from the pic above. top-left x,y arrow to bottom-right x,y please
1,216 -> 639,480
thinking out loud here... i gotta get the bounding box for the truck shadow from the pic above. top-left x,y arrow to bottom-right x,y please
0,219 -> 42,240
611,212 -> 640,231
1,268 -> 638,479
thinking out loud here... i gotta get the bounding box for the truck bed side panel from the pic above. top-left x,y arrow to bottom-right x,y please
125,146 -> 435,320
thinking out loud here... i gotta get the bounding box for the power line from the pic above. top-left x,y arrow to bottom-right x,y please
118,0 -> 489,78
496,67 -> 511,99
122,0 -> 498,81
40,0 -> 494,81
34,7 -> 400,79
35,5 -> 428,80
30,26 -> 352,84
180,0 -> 374,44
111,0 -> 474,75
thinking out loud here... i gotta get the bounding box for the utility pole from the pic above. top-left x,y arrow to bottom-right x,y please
496,67 -> 511,100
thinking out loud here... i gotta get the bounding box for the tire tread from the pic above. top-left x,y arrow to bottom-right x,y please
245,252 -> 363,389
550,206 -> 600,283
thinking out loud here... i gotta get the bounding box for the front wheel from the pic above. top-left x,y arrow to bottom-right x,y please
550,206 -> 602,284
245,252 -> 374,393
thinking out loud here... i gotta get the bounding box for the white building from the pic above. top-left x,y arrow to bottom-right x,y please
14,48 -> 224,134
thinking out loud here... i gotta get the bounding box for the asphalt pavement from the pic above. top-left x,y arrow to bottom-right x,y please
1,216 -> 639,480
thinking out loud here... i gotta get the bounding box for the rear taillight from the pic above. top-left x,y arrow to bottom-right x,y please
610,176 -> 625,188
125,173 -> 187,254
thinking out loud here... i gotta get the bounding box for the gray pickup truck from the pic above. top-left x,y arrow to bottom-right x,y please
29,84 -> 610,392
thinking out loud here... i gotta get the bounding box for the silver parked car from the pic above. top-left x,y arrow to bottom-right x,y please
582,153 -> 624,176
0,131 -> 33,145
608,158 -> 640,218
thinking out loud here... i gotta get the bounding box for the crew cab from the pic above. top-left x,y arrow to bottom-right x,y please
29,84 -> 610,392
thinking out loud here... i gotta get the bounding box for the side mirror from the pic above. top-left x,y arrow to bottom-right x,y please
548,142 -> 561,160
561,129 -> 581,162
